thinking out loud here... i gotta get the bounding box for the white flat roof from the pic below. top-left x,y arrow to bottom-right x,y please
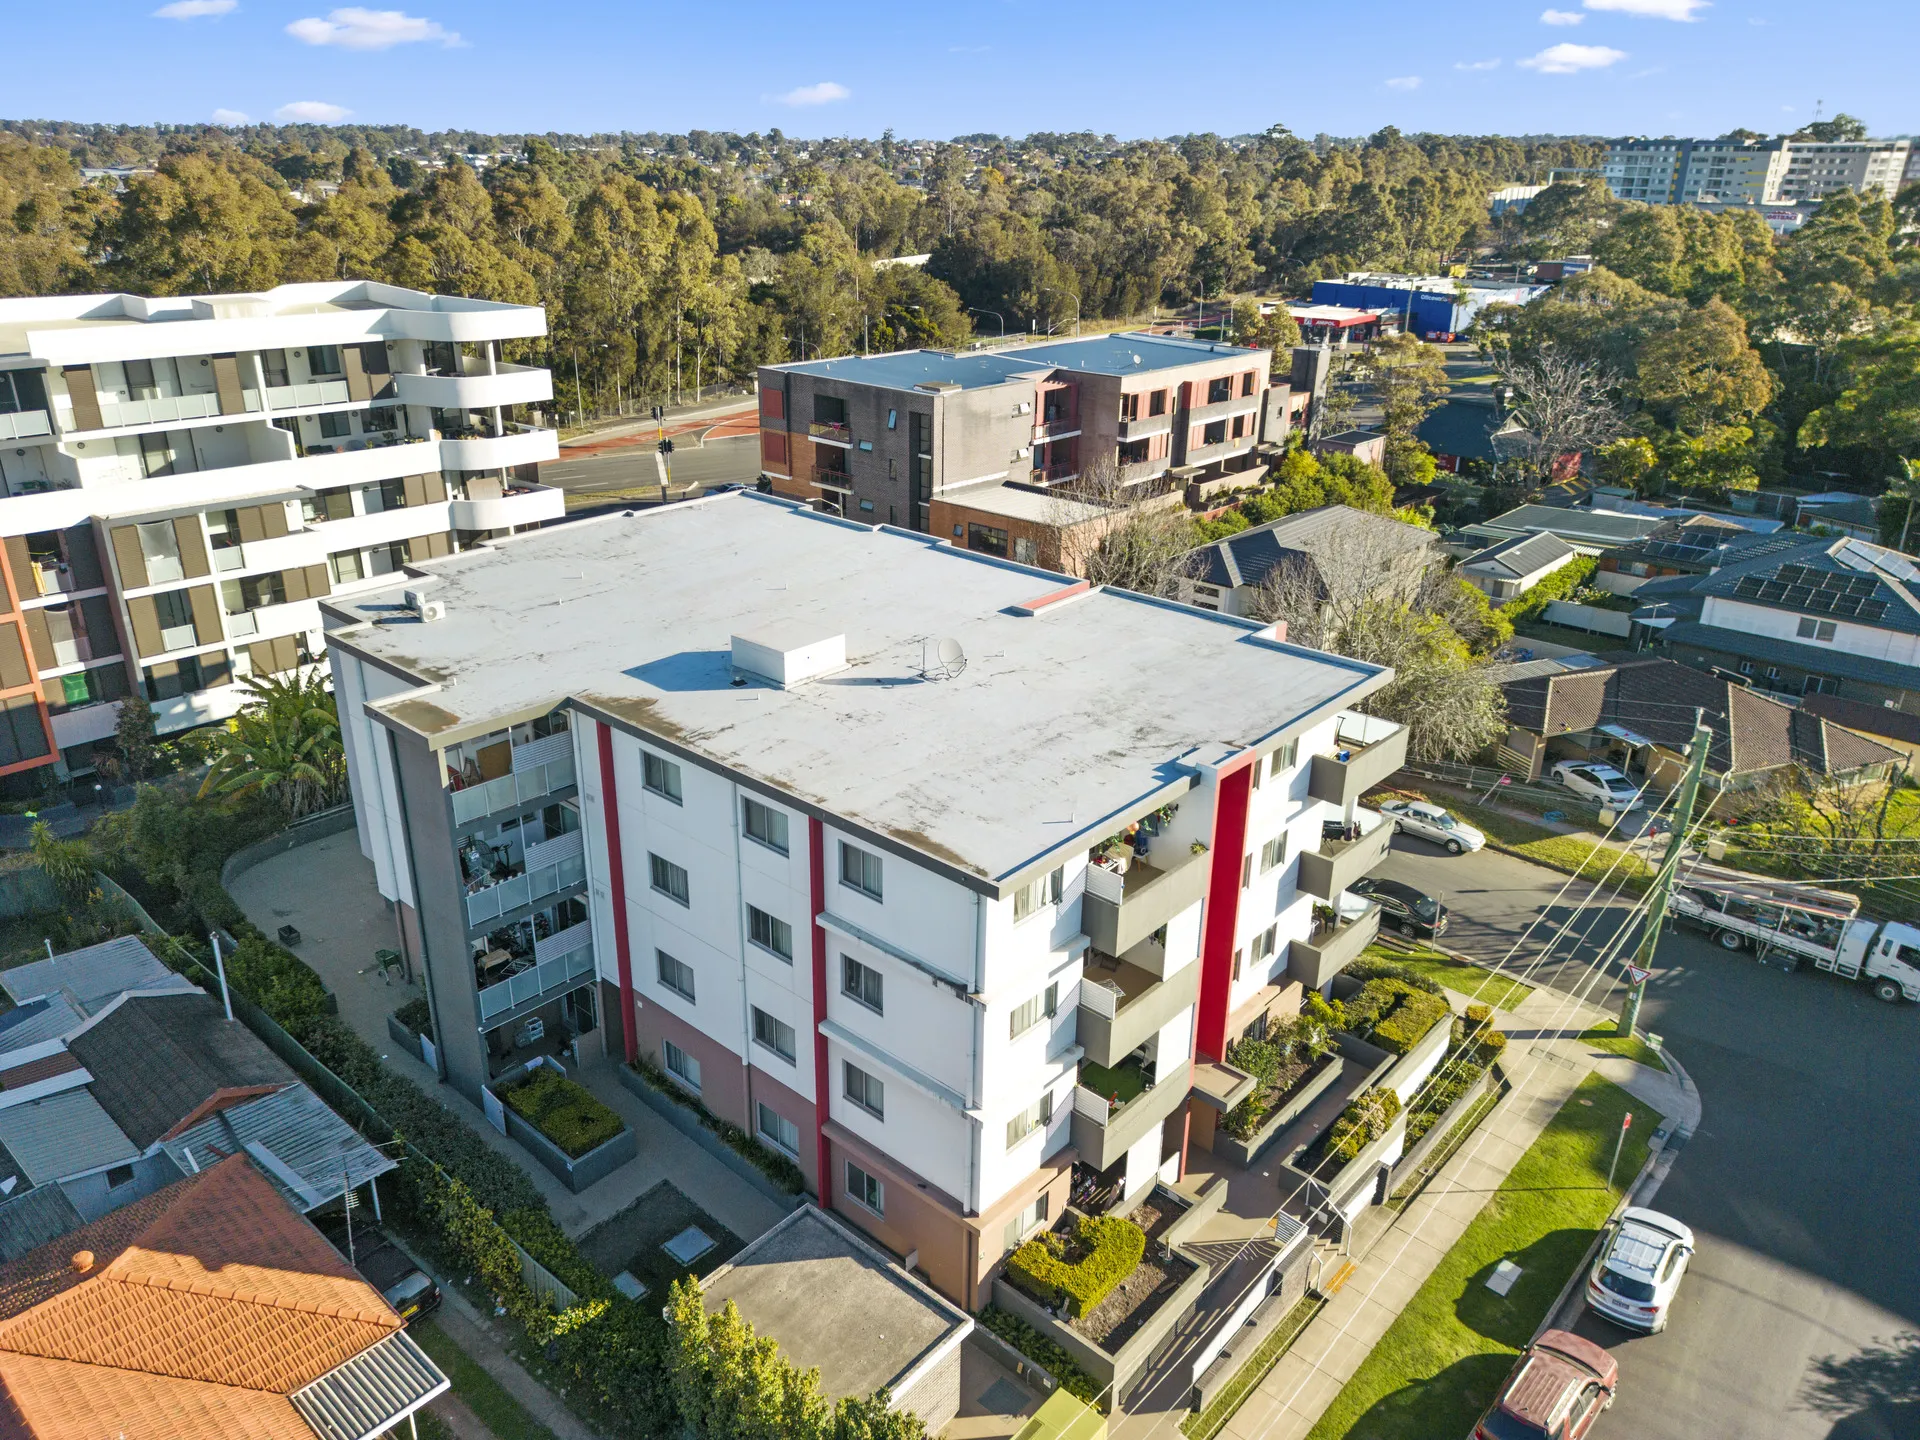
329,496 -> 1387,887
940,482 -> 1113,526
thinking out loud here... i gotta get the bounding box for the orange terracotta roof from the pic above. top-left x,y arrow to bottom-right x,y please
0,1352 -> 308,1440
0,1154 -> 405,1437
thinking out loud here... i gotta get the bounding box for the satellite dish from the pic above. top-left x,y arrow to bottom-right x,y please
920,637 -> 969,681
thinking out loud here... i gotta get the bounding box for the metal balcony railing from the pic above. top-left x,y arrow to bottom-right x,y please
476,942 -> 595,1023
464,851 -> 587,927
450,752 -> 577,827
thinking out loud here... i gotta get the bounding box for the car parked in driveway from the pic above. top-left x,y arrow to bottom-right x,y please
1473,1328 -> 1617,1440
1379,799 -> 1486,855
1586,1206 -> 1695,1333
1550,761 -> 1647,811
1345,876 -> 1448,938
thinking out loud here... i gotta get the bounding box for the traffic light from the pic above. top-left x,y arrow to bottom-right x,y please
651,405 -> 663,421
657,438 -> 674,455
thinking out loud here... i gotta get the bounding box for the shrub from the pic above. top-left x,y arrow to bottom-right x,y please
1341,979 -> 1450,1056
1464,1003 -> 1492,1027
631,1058 -> 806,1194
499,1068 -> 625,1159
394,997 -> 433,1038
977,1306 -> 1101,1403
1326,1088 -> 1402,1163
1226,1037 -> 1282,1089
1006,1214 -> 1146,1319
1342,957 -> 1445,996
1478,1028 -> 1508,1056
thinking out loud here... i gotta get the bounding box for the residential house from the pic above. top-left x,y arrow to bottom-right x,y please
1414,396 -> 1529,475
1799,693 -> 1920,769
1308,430 -> 1387,467
0,1152 -> 447,1440
1593,516 -> 1800,596
1180,505 -> 1438,617
1493,655 -> 1900,795
1451,504 -> 1665,559
1458,532 -> 1579,603
323,492 -> 1408,1309
0,281 -> 559,790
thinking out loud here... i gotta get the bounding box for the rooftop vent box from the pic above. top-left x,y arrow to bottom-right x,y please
731,628 -> 846,689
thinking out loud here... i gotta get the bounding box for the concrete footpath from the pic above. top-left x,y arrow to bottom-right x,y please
428,1281 -> 603,1440
1113,981 -> 1698,1440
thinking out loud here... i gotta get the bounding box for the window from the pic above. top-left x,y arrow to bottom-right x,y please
1003,1194 -> 1050,1252
752,1007 -> 796,1062
1014,537 -> 1037,565
758,1103 -> 800,1156
205,509 -> 243,570
1005,1090 -> 1055,1149
657,949 -> 696,1001
1796,617 -> 1837,643
840,842 -> 883,900
843,1062 -> 884,1119
151,589 -> 198,652
1203,419 -> 1227,446
318,411 -> 353,440
743,797 -> 789,855
1009,982 -> 1059,1039
844,1159 -> 884,1215
1207,376 -> 1233,404
748,905 -> 793,962
307,344 -> 344,377
136,521 -> 184,584
1242,371 -> 1256,397
1120,392 -> 1139,422
1231,414 -> 1247,440
1249,758 -> 1262,790
0,697 -> 46,768
1148,389 -> 1167,416
663,1039 -> 701,1091
1260,834 -> 1287,872
106,1164 -> 136,1189
221,572 -> 287,615
1269,739 -> 1297,776
1241,852 -> 1254,889
642,751 -> 683,803
1251,925 -> 1277,964
1012,867 -> 1063,923
649,853 -> 690,906
329,550 -> 364,585
967,523 -> 1009,558
887,409 -> 897,429
1232,948 -> 1243,982
842,955 -> 884,1014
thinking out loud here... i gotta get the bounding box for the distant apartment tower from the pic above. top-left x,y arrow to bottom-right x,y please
755,332 -> 1286,550
324,495 -> 1408,1309
1604,135 -> 1915,206
0,282 -> 560,787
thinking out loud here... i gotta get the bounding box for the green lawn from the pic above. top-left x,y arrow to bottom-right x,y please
1367,945 -> 1534,1013
1576,1026 -> 1668,1074
1078,1059 -> 1148,1105
1402,794 -> 1655,896
1306,1073 -> 1660,1440
410,1319 -> 562,1440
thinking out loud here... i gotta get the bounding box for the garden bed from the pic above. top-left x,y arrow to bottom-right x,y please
1212,1053 -> 1343,1167
489,1063 -> 636,1193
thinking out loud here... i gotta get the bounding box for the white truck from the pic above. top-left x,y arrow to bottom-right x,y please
1670,864 -> 1920,1003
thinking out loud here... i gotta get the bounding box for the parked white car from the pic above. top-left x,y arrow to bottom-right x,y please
1550,761 -> 1647,812
1378,800 -> 1486,855
1586,1207 -> 1695,1333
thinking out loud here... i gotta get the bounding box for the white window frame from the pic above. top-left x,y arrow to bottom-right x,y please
843,1061 -> 885,1119
747,904 -> 793,962
841,954 -> 884,1015
649,852 -> 690,907
1009,982 -> 1059,1040
757,1102 -> 800,1157
1004,1090 -> 1055,1150
663,1039 -> 701,1092
840,841 -> 883,901
642,751 -> 683,803
656,948 -> 696,1002
751,1006 -> 796,1063
743,797 -> 790,855
844,1159 -> 884,1216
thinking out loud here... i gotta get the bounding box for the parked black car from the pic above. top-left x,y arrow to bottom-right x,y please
1347,877 -> 1449,939
316,1217 -> 441,1324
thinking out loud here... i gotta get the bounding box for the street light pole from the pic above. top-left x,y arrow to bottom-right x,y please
1616,710 -> 1712,1038
967,307 -> 1005,339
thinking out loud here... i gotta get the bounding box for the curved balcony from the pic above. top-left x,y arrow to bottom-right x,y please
394,363 -> 552,411
439,425 -> 558,472
449,483 -> 565,531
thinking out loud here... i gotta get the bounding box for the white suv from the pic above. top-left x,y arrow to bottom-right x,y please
1551,761 -> 1647,812
1586,1207 -> 1694,1333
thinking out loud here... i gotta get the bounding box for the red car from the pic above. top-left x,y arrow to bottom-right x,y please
1473,1329 -> 1617,1440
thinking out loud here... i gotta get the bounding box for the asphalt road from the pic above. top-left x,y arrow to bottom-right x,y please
538,432 -> 760,498
1377,833 -> 1920,1440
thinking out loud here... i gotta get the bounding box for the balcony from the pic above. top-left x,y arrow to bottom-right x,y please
808,421 -> 853,446
1069,1057 -> 1192,1173
1307,713 -> 1409,808
394,363 -> 551,410
1029,464 -> 1078,486
1184,397 -> 1257,427
464,843 -> 587,928
1296,809 -> 1393,902
439,424 -> 558,472
1032,417 -> 1080,443
1116,413 -> 1172,441
0,411 -> 51,442
265,380 -> 351,411
1082,846 -> 1209,959
1182,437 -> 1256,468
449,750 -> 577,827
1077,954 -> 1199,1068
476,940 -> 595,1024
812,466 -> 853,492
68,391 -> 230,433
449,483 -> 565,531
1118,459 -> 1170,487
1287,902 -> 1381,991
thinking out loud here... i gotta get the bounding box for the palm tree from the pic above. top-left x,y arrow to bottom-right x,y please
199,670 -> 347,821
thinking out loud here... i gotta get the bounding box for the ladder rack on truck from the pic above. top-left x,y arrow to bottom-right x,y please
1670,864 -> 1865,975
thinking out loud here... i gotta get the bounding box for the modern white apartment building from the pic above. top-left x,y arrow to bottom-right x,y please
1604,135 -> 1915,208
0,281 -> 560,787
322,494 -> 1409,1309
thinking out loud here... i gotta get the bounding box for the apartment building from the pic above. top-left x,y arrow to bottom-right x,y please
0,281 -> 560,788
756,332 -> 1286,549
323,493 -> 1408,1309
1604,135 -> 1915,206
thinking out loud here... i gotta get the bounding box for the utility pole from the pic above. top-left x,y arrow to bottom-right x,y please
1617,710 -> 1712,1037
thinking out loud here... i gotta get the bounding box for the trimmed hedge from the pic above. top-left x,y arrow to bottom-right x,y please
977,1306 -> 1101,1404
1327,1088 -> 1402,1163
394,996 -> 433,1038
1341,956 -> 1445,996
499,1068 -> 625,1159
1341,978 -> 1451,1056
632,1055 -> 806,1194
1006,1213 -> 1146,1319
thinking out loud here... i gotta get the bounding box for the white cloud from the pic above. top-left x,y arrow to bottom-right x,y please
285,7 -> 462,49
1384,75 -> 1422,90
211,108 -> 251,125
1541,9 -> 1585,23
770,81 -> 850,107
155,0 -> 236,15
1455,58 -> 1502,70
275,100 -> 352,122
1584,0 -> 1708,19
1519,41 -> 1629,72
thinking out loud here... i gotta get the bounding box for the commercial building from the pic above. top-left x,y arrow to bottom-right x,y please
756,332 -> 1287,545
324,493 -> 1407,1309
0,281 -> 560,788
1307,275 -> 1549,340
1604,135 -> 1915,207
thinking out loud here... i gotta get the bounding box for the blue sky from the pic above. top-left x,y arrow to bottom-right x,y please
11,0 -> 1915,141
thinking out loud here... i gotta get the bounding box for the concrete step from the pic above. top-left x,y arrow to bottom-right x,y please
1314,1259 -> 1358,1298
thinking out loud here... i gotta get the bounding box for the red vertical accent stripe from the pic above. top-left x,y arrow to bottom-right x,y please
597,723 -> 637,1065
1196,759 -> 1256,1062
809,817 -> 833,1207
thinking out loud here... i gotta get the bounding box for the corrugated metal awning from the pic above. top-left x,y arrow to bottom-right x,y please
290,1328 -> 448,1440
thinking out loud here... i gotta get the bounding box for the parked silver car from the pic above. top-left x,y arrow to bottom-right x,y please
1379,799 -> 1486,855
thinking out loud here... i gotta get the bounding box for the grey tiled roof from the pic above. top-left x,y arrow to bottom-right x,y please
1659,620 -> 1920,691
1193,504 -> 1434,589
1462,531 -> 1576,579
0,1183 -> 83,1263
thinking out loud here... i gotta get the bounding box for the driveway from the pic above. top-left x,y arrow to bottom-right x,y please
1378,835 -> 1920,1440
